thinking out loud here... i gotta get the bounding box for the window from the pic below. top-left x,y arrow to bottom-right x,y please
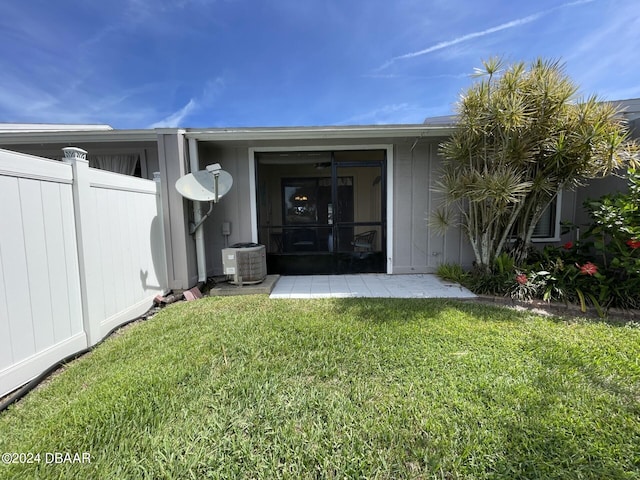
531,191 -> 562,242
88,154 -> 140,176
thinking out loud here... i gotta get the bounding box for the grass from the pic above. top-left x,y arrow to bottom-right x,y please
1,297 -> 639,479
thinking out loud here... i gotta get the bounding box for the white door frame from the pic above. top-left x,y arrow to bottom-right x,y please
248,144 -> 394,274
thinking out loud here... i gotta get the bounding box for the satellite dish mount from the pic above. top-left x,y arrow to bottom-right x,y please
207,163 -> 222,203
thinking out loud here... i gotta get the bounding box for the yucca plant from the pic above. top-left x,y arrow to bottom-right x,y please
435,57 -> 639,271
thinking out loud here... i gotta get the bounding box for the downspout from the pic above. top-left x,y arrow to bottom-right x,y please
188,137 -> 207,284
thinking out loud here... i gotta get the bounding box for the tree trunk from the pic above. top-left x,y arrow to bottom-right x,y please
495,200 -> 526,262
515,193 -> 558,265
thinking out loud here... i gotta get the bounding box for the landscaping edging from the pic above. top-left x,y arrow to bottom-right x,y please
457,294 -> 640,323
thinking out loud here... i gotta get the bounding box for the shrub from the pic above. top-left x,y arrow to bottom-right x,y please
436,263 -> 469,284
509,271 -> 541,301
438,170 -> 640,314
518,168 -> 640,312
467,253 -> 516,296
579,168 -> 640,310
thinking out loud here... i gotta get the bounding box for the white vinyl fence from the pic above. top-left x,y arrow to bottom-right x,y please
0,148 -> 168,397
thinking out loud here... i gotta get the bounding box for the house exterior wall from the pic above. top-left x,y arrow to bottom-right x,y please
193,137 -> 474,277
392,141 -> 426,272
3,119 -> 634,289
392,140 -> 474,273
157,131 -> 197,289
198,143 -> 258,275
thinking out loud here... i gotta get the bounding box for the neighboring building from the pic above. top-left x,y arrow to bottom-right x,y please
0,124 -> 159,178
1,99 -> 637,290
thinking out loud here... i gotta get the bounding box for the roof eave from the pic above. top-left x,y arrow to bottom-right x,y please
0,129 -> 157,145
0,124 -> 459,145
184,125 -> 457,142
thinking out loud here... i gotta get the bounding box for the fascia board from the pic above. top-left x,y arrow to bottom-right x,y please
184,125 -> 456,141
0,129 -> 157,145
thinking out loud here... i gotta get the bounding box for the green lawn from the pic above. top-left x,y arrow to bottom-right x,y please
1,297 -> 639,479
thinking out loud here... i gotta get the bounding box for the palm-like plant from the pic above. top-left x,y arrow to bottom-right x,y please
436,57 -> 638,270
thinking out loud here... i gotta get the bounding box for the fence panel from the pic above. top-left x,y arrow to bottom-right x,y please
0,149 -> 167,398
0,151 -> 86,397
87,168 -> 167,337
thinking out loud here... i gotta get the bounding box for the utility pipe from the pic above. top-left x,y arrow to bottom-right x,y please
188,137 -> 208,283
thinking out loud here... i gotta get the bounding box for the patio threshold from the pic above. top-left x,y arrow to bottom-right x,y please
269,274 -> 476,299
207,275 -> 280,296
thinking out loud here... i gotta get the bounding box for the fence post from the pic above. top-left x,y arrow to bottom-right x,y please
63,147 -> 101,347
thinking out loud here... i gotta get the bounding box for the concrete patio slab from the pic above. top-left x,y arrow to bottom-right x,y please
270,274 -> 476,299
208,275 -> 280,296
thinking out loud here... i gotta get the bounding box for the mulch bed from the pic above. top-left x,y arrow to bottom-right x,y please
459,294 -> 640,324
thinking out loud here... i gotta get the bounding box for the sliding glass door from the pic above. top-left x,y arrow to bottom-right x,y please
256,150 -> 386,274
333,159 -> 385,273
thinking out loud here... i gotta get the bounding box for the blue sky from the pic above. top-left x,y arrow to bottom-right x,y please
1,0 -> 638,129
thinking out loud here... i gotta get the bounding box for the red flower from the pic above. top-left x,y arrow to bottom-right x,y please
578,262 -> 598,276
563,241 -> 574,250
515,273 -> 528,285
626,239 -> 640,249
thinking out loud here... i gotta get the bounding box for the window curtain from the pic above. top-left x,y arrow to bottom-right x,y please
89,154 -> 139,176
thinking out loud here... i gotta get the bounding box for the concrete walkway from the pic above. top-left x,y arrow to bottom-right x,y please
269,274 -> 476,299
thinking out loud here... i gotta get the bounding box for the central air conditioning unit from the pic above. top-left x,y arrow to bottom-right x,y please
222,243 -> 267,285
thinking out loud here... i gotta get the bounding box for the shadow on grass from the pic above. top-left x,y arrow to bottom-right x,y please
320,297 -> 640,478
326,296 -> 640,330
488,332 -> 640,478
326,297 -> 534,324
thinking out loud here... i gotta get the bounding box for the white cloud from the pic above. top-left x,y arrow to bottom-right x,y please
125,0 -> 221,21
201,77 -> 226,103
364,72 -> 469,80
376,0 -> 597,71
563,0 -> 640,99
336,103 -> 410,125
148,99 -> 197,128
336,103 -> 449,126
0,77 -> 57,114
146,75 -> 226,128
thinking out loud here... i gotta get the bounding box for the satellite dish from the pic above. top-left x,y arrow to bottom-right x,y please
175,167 -> 233,202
